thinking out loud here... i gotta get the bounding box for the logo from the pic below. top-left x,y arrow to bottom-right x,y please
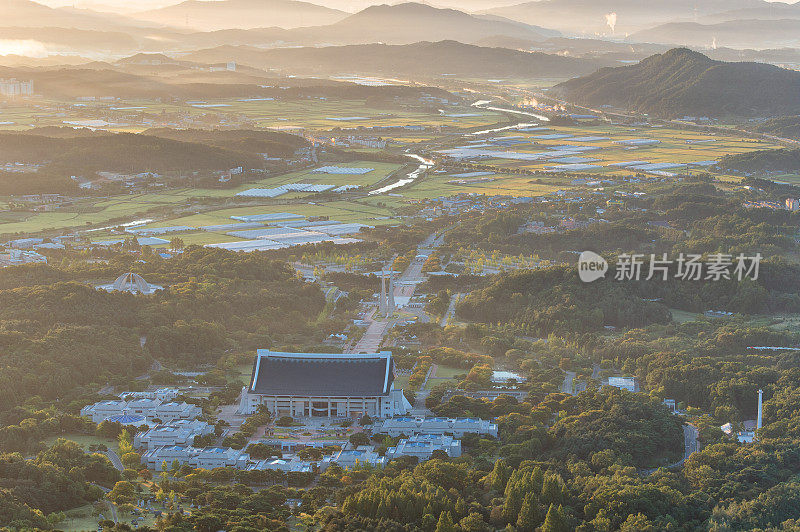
578,251 -> 608,283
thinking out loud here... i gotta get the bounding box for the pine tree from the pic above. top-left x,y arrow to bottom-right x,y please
541,473 -> 565,506
454,497 -> 468,519
541,503 -> 568,532
489,459 -> 510,492
435,511 -> 456,532
503,481 -> 523,523
516,493 -> 541,530
531,466 -> 544,494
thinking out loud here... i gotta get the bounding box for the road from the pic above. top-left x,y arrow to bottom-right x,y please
347,230 -> 446,354
561,371 -> 576,394
92,483 -> 118,524
105,449 -> 124,472
683,423 -> 700,460
643,423 -> 700,475
440,293 -> 462,327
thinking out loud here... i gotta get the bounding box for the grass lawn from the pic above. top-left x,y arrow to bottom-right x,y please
670,308 -> 702,324
236,363 -> 254,387
426,365 -> 465,388
42,432 -> 121,456
394,374 -> 410,390
58,503 -> 103,532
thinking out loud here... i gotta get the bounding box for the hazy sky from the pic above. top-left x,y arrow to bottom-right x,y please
34,0 -> 800,12
39,0 -> 180,10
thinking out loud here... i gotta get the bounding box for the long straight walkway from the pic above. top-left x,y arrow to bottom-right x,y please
347,231 -> 444,354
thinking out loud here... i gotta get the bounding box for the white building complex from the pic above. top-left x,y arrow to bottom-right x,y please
322,446 -> 387,470
142,445 -> 320,472
239,350 -> 411,418
372,416 -> 498,438
120,388 -> 180,402
142,446 -> 250,471
133,420 -> 213,450
80,399 -> 202,424
608,376 -> 637,392
247,457 -> 315,473
0,79 -> 33,97
386,434 -> 462,460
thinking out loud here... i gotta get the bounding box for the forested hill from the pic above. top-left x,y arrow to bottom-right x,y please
551,48 -> 800,118
0,128 -> 309,194
749,116 -> 800,140
140,128 -> 307,157
717,148 -> 800,174
0,131 -> 264,173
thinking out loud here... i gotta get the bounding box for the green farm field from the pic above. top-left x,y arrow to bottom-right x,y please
399,172 -> 569,200
0,98 -> 505,133
0,162 -> 403,238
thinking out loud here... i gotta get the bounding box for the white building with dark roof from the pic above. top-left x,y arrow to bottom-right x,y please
239,350 -> 411,418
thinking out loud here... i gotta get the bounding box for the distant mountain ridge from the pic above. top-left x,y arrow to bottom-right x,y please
629,19 -> 800,49
3,0 -> 157,30
291,3 -> 559,45
135,0 -> 348,31
552,48 -> 800,118
485,0 -> 770,36
185,40 -> 606,78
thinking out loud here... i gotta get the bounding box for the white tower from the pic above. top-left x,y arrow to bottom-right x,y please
236,386 -> 249,415
387,269 -> 396,314
756,388 -> 763,432
379,269 -> 387,316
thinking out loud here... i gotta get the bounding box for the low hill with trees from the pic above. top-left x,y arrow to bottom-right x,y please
717,148 -> 800,174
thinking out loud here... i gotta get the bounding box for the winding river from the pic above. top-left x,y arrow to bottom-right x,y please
369,154 -> 434,195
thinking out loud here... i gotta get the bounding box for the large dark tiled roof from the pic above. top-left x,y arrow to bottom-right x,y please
249,351 -> 394,397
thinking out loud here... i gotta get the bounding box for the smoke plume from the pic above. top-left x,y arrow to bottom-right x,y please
605,12 -> 617,34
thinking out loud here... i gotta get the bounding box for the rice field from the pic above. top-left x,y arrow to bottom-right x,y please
433,122 -> 782,178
